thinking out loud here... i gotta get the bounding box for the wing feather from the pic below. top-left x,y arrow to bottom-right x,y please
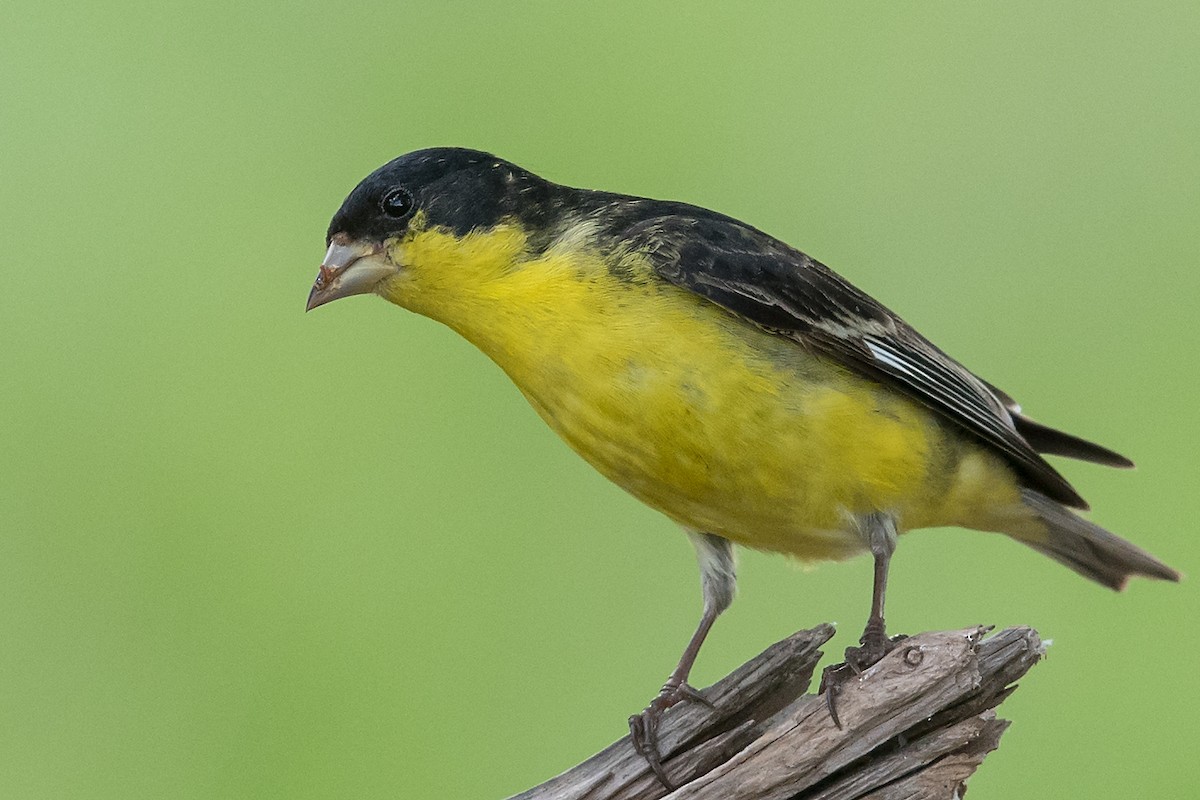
624,212 -> 1090,509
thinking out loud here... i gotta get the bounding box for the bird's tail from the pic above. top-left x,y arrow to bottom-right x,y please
1011,489 -> 1180,590
1012,415 -> 1134,469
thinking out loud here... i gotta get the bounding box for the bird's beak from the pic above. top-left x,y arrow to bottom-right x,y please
306,235 -> 396,311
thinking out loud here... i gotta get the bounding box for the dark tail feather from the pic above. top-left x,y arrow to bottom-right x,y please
1013,415 -> 1135,469
1017,490 -> 1180,590
981,379 -> 1134,468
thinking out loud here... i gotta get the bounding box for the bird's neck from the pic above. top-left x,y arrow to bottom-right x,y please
377,220 -> 614,368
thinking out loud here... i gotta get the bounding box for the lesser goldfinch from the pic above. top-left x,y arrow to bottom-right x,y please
307,148 -> 1178,784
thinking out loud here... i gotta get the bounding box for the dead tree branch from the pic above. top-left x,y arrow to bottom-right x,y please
508,625 -> 1043,800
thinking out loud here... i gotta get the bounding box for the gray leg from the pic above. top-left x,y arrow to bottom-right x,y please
664,532 -> 736,691
630,531 -> 736,788
857,512 -> 898,657
691,530 -> 738,621
821,512 -> 902,727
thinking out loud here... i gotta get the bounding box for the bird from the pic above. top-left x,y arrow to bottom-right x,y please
307,147 -> 1179,786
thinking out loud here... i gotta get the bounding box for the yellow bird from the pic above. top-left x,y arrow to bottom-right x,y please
307,148 -> 1178,783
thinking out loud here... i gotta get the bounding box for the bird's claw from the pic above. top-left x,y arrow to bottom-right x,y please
672,681 -> 715,708
629,680 -> 710,789
818,661 -> 854,728
819,626 -> 908,728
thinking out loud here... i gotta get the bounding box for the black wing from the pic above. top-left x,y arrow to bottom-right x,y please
624,212 -> 1092,510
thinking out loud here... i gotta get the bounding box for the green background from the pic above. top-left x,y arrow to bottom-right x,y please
2,2 -> 1196,798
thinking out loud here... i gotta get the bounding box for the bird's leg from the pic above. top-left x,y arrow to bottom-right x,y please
630,532 -> 734,790
629,605 -> 718,788
821,513 -> 906,727
852,526 -> 898,665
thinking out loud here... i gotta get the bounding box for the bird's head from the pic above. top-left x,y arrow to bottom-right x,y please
306,148 -> 561,313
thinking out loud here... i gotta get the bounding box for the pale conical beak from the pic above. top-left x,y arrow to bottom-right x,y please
305,235 -> 395,311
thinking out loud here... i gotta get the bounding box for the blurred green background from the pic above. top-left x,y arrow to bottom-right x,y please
2,2 -> 1196,798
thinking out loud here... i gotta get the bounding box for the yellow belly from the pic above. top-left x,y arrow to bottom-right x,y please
385,229 -> 1022,560
507,300 -> 941,558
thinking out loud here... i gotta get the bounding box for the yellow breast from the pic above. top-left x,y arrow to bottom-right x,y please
379,223 -> 1019,560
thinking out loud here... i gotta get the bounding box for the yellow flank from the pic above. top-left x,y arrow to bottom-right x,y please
378,218 -> 1030,561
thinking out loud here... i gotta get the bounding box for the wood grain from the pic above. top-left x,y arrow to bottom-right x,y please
508,625 -> 1043,800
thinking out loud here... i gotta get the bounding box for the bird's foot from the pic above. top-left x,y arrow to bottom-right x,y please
819,620 -> 907,728
629,679 -> 713,789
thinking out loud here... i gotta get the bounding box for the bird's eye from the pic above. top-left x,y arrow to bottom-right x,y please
380,188 -> 413,218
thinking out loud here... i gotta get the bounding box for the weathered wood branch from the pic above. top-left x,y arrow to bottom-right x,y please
509,625 -> 1043,800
